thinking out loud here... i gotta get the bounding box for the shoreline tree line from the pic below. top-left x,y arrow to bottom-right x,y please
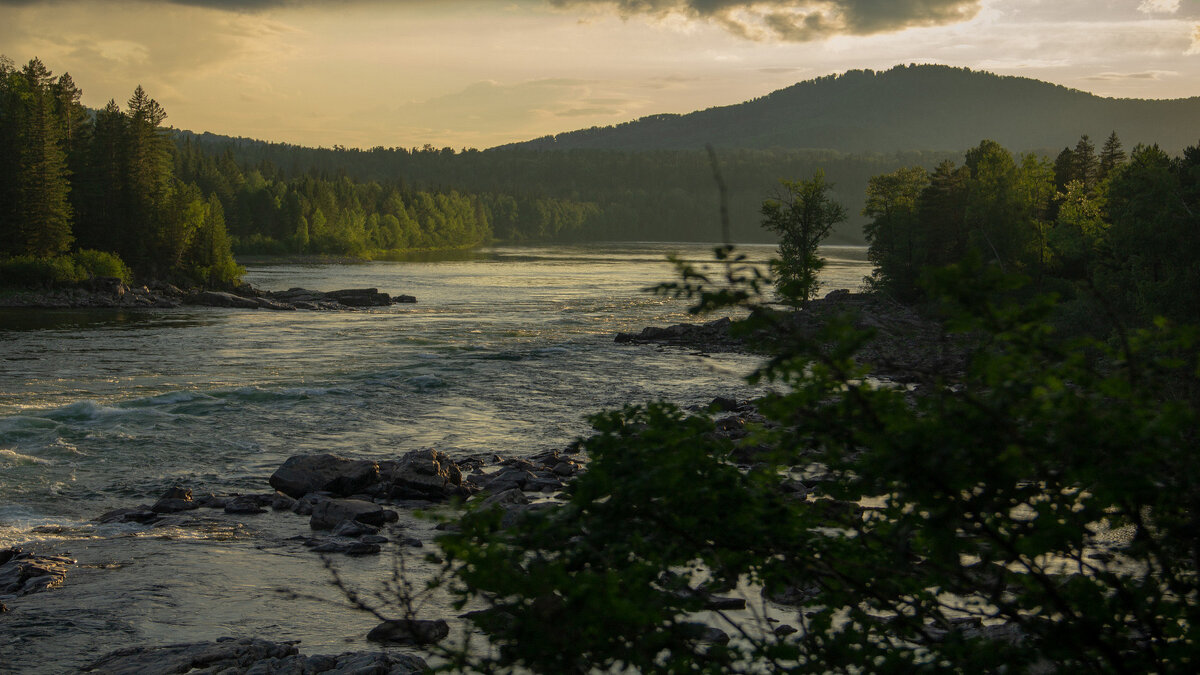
0,56 -> 600,289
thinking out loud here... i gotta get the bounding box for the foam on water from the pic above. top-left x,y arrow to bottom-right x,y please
0,447 -> 54,466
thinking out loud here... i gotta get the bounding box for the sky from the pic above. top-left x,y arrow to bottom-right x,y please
2,0 -> 1198,149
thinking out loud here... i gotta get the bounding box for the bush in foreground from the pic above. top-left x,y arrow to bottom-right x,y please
435,251 -> 1199,673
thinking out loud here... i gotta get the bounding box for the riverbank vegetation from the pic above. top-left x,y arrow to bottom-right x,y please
426,139 -> 1200,671
863,135 -> 1200,329
0,56 -> 601,289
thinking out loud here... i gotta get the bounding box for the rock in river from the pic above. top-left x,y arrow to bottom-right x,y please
82,636 -> 428,674
0,548 -> 75,598
309,498 -> 395,530
269,453 -> 380,499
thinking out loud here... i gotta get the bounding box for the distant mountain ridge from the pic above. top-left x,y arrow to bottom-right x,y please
504,64 -> 1200,153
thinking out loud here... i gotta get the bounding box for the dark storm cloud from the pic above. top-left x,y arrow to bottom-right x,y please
550,0 -> 982,41
0,0 -> 982,41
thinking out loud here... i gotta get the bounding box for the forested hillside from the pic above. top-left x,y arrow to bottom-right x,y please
510,64 -> 1200,154
179,135 -> 955,244
0,56 -> 601,287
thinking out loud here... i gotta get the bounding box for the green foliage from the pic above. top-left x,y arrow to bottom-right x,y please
0,56 -> 244,287
864,135 -> 1199,330
72,249 -> 132,283
760,170 -> 846,305
436,243 -> 1199,672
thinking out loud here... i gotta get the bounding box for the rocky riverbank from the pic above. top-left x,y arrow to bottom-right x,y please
0,277 -> 417,310
616,289 -> 969,383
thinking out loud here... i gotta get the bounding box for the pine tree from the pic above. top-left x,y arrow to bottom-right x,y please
1072,134 -> 1099,190
1098,131 -> 1126,182
16,58 -> 73,257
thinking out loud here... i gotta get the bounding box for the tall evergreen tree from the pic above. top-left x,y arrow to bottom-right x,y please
1072,134 -> 1099,190
1098,131 -> 1126,182
16,58 -> 73,257
121,85 -> 174,274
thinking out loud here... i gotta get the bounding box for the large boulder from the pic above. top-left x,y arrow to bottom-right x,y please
366,618 -> 450,645
325,288 -> 392,307
309,499 -> 393,530
378,448 -> 469,501
269,454 -> 380,499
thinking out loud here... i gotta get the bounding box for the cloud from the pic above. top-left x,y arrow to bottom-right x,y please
549,0 -> 982,41
1084,70 -> 1178,81
1191,23 -> 1200,54
1137,0 -> 1180,14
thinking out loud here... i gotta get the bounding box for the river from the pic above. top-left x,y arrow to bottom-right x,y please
0,242 -> 871,672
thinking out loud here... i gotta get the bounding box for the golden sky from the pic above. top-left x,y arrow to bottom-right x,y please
2,0 -> 1198,149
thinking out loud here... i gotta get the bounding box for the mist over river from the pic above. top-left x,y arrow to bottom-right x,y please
0,243 -> 870,672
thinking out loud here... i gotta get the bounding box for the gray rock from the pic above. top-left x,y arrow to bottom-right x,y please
331,519 -> 380,537
366,618 -> 450,645
82,637 -> 298,674
479,467 -> 536,493
270,491 -> 296,511
241,651 -> 428,675
95,506 -> 159,524
192,290 -> 261,309
270,454 -> 380,499
310,499 -> 392,530
0,549 -> 75,597
152,486 -> 198,513
378,448 -> 470,501
225,496 -> 267,515
325,288 -> 392,307
254,297 -> 296,311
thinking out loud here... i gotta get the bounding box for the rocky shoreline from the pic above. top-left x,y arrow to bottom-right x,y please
616,288 -> 969,383
0,277 -> 417,310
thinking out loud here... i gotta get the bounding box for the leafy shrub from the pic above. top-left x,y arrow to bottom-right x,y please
436,251 -> 1200,673
0,255 -> 82,287
72,249 -> 132,284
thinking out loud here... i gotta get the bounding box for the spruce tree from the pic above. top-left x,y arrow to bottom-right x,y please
16,58 -> 73,257
1098,131 -> 1126,182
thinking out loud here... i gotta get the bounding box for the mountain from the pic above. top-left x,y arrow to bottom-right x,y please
505,64 -> 1200,154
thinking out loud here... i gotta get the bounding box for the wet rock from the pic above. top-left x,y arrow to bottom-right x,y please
310,499 -> 392,530
151,486 -> 198,514
331,519 -> 380,537
270,491 -> 296,511
253,296 -> 296,311
377,448 -> 471,501
325,288 -> 392,307
476,487 -> 530,509
82,637 -> 298,674
366,618 -> 450,645
710,396 -> 740,412
394,294 -> 417,304
270,454 -> 380,499
479,467 -> 536,494
95,506 -> 159,524
192,290 -> 261,309
246,651 -> 428,674
310,540 -> 381,556
615,317 -> 738,351
0,548 -> 75,597
224,496 -> 267,515
774,624 -> 798,637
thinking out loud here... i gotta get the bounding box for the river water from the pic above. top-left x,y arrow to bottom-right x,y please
0,242 -> 871,672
